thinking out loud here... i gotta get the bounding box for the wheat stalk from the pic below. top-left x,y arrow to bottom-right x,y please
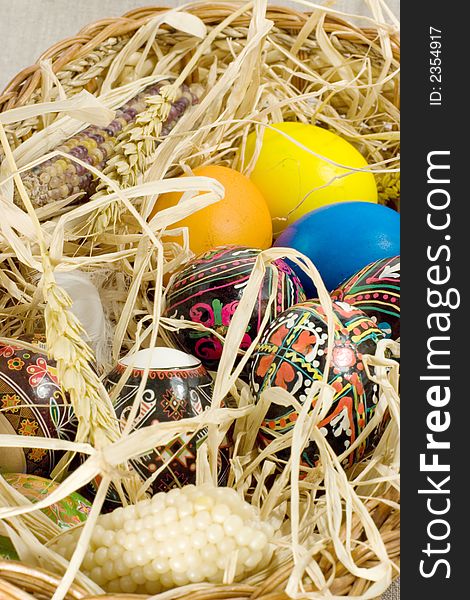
87,82 -> 197,235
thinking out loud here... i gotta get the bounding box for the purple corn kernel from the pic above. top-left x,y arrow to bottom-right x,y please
125,107 -> 137,120
109,120 -> 123,133
86,133 -> 105,145
173,102 -> 186,116
147,84 -> 163,96
168,106 -> 179,121
79,173 -> 93,188
69,146 -> 88,159
121,111 -> 134,123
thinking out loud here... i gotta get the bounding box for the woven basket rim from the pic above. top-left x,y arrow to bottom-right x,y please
0,555 -> 401,600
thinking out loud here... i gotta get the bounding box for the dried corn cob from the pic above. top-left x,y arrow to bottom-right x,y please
87,82 -> 200,234
51,484 -> 274,594
16,81 -> 198,209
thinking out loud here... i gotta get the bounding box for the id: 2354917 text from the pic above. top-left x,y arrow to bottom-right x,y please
429,27 -> 442,106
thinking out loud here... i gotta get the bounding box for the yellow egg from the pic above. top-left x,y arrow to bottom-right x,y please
150,165 -> 273,255
243,122 -> 378,228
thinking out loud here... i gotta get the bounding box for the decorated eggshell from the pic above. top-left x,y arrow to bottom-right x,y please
0,473 -> 91,559
249,301 -> 385,468
104,347 -> 231,494
331,255 -> 400,340
0,338 -> 77,478
163,246 -> 306,370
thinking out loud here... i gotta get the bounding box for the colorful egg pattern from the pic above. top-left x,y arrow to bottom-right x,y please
2,473 -> 91,527
105,348 -> 230,495
163,246 -> 306,370
331,255 -> 400,339
0,473 -> 91,560
0,339 -> 77,478
249,301 -> 385,467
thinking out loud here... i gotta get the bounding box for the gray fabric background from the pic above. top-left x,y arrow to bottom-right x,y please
0,2 -> 399,598
0,0 -> 399,90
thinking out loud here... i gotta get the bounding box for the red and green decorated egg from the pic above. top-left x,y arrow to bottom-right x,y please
163,246 -> 306,371
0,338 -> 77,478
249,301 -> 385,468
0,473 -> 91,560
331,255 -> 400,340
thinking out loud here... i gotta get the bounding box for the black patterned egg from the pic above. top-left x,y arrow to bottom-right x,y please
0,337 -> 77,478
249,301 -> 385,468
104,347 -> 231,494
331,256 -> 400,340
163,246 -> 306,370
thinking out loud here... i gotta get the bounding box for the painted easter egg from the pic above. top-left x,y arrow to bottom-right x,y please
0,473 -> 91,560
244,122 -> 377,229
151,165 -> 273,254
249,301 -> 385,468
0,338 -> 77,478
331,256 -> 400,339
163,246 -> 306,370
274,202 -> 400,297
104,347 -> 231,494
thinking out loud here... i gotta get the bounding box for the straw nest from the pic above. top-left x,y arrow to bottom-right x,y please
0,2 -> 400,599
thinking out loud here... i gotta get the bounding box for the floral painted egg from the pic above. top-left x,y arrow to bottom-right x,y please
104,347 -> 231,495
163,246 -> 306,370
331,255 -> 400,340
249,301 -> 385,468
0,338 -> 77,478
0,473 -> 91,560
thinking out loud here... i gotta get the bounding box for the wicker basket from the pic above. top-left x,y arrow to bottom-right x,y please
0,4 -> 400,111
0,2 -> 400,599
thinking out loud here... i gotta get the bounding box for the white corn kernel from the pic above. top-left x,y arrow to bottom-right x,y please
212,503 -> 231,523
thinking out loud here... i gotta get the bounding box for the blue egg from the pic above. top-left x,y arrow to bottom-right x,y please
274,202 -> 400,298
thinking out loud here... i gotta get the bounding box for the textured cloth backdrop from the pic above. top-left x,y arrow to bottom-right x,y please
0,0 -> 399,89
0,2 -> 400,598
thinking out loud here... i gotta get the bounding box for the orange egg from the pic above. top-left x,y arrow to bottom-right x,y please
150,165 -> 273,255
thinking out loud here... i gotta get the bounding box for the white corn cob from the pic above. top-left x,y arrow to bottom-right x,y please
51,484 -> 274,594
